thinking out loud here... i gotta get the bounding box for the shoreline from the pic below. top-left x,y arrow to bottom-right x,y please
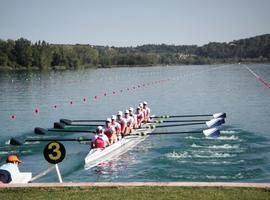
1,62 -> 270,72
1,182 -> 270,188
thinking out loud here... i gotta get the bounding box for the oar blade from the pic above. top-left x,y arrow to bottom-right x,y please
54,122 -> 66,129
9,138 -> 23,146
203,128 -> 220,137
213,112 -> 226,119
34,127 -> 47,135
60,119 -> 72,125
205,118 -> 225,128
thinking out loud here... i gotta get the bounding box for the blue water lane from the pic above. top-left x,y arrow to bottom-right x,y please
0,63 -> 270,182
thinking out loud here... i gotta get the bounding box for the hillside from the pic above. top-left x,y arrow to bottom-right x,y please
0,34 -> 269,70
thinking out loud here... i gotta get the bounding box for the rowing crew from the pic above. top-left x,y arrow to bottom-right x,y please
92,101 -> 151,149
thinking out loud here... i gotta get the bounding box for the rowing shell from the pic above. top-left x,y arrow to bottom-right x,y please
84,121 -> 157,169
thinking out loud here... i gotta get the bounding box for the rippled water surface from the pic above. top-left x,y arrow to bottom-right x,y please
0,64 -> 270,182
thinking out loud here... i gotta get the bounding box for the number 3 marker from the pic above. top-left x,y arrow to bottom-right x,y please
43,141 -> 66,164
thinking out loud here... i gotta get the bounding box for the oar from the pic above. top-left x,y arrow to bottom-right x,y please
134,127 -> 220,137
9,137 -> 92,146
151,128 -> 220,137
34,127 -> 96,135
151,112 -> 226,119
60,119 -> 105,125
54,122 -> 103,129
149,118 -> 225,129
154,122 -> 205,128
152,119 -> 209,123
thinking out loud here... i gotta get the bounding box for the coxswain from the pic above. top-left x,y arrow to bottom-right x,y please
0,155 -> 22,184
135,106 -> 144,128
129,107 -> 138,129
116,111 -> 128,136
142,101 -> 151,122
104,118 -> 117,144
92,126 -> 109,148
123,110 -> 133,134
111,115 -> 122,140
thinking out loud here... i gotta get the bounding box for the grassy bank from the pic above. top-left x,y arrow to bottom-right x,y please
0,186 -> 270,200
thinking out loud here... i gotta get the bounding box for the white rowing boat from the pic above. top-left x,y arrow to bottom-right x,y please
84,121 -> 156,169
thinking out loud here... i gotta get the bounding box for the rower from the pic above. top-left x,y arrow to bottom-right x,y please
92,126 -> 109,148
135,106 -> 144,128
138,103 -> 145,121
116,111 -> 128,136
0,155 -> 22,184
142,101 -> 151,122
111,115 -> 122,140
129,107 -> 138,129
104,118 -> 117,144
123,110 -> 133,133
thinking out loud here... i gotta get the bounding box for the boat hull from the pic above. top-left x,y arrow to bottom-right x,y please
84,123 -> 155,169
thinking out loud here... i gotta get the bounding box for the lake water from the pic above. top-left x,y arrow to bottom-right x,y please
0,64 -> 270,183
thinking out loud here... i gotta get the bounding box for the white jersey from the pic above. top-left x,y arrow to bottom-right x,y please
124,115 -> 133,127
130,113 -> 137,125
94,134 -> 109,144
136,110 -> 144,121
143,106 -> 151,120
0,163 -> 20,181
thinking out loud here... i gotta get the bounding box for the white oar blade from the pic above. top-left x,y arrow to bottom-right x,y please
213,112 -> 226,119
203,128 -> 220,137
205,118 -> 225,128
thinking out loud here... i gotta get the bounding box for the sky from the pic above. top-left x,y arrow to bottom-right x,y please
0,0 -> 270,47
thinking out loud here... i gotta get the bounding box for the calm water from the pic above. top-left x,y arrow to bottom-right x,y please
0,64 -> 270,183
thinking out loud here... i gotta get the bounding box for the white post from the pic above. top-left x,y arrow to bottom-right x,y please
55,164 -> 63,183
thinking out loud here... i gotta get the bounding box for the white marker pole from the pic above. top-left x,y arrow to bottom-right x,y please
55,164 -> 63,183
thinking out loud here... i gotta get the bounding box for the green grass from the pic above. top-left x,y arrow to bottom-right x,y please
1,186 -> 270,200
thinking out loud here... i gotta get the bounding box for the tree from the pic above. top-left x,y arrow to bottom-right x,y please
14,38 -> 32,68
74,45 -> 99,66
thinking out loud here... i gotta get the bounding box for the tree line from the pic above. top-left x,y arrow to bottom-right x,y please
0,34 -> 269,70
